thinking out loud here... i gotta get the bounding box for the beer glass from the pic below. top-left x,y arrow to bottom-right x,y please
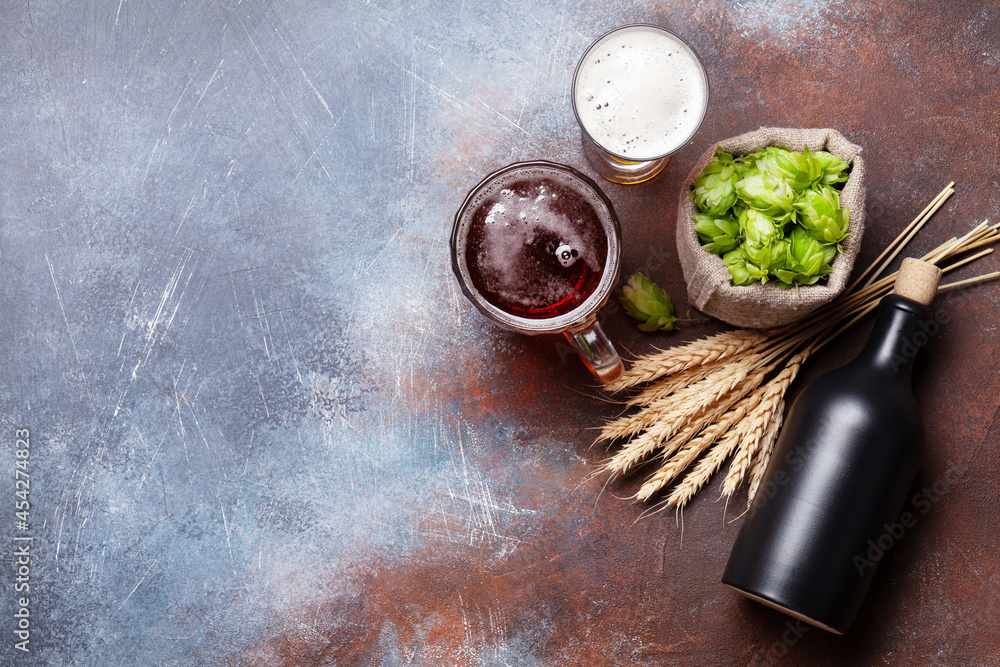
572,24 -> 709,185
450,161 -> 623,384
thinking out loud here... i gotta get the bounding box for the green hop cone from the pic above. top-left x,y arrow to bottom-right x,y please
758,145 -> 823,193
693,213 -> 740,254
773,227 -> 837,289
620,273 -> 677,332
723,249 -> 755,286
738,208 -> 783,246
795,185 -> 850,246
813,151 -> 850,186
735,147 -> 769,172
692,147 -> 739,216
741,238 -> 787,282
735,169 -> 795,222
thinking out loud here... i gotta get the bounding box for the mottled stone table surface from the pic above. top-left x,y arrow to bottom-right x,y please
1,1 -> 998,665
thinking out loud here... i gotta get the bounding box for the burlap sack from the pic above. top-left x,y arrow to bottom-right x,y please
676,127 -> 865,329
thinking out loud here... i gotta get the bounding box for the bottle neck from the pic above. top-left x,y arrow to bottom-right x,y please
854,294 -> 934,379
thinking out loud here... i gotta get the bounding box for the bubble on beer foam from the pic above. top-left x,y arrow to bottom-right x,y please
574,28 -> 707,158
484,202 -> 506,225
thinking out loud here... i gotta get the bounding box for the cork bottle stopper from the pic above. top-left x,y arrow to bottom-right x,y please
893,258 -> 941,306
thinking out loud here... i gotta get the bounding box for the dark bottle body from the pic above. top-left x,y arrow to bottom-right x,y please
723,295 -> 932,634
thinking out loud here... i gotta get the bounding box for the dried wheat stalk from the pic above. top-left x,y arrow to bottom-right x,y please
597,183 -> 1000,516
599,355 -> 754,443
634,389 -> 759,501
653,364 -> 771,462
624,363 -> 771,479
746,400 -> 785,505
606,329 -> 765,392
721,352 -> 807,498
624,360 -> 722,408
596,355 -> 758,477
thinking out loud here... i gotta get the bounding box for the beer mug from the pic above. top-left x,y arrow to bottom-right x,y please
450,161 -> 624,384
572,24 -> 709,184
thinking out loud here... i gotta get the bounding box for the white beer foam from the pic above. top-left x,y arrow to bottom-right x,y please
575,27 -> 707,159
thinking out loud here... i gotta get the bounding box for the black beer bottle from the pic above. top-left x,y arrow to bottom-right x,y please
722,258 -> 942,634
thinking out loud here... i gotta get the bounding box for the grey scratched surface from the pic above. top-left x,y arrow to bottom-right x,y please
2,1 -> 999,665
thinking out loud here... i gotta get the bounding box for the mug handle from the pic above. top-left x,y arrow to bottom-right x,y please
563,318 -> 623,384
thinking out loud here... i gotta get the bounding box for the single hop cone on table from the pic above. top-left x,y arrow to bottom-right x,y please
619,273 -> 677,332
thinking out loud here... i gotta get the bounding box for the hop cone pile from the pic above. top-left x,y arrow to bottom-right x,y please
691,145 -> 850,289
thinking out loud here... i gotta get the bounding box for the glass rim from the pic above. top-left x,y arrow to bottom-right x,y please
450,160 -> 622,335
571,24 -> 710,163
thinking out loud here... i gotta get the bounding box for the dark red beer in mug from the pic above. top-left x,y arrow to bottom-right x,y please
451,161 -> 623,383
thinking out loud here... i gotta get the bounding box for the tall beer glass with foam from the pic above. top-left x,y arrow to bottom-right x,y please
572,25 -> 709,184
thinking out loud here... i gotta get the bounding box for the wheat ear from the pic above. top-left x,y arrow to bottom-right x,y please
633,387 -> 759,502
605,329 -> 765,392
721,352 -> 807,498
645,384 -> 769,508
646,361 -> 772,462
599,355 -> 754,443
662,428 -> 743,511
746,400 -> 785,506
599,362 -> 728,442
624,360 -> 725,408
652,363 -> 771,463
597,356 -> 758,478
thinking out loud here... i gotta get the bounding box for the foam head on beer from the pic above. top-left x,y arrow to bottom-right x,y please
574,26 -> 708,160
